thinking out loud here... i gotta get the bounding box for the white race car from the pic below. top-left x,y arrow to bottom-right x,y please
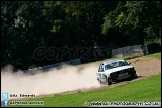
96,59 -> 137,85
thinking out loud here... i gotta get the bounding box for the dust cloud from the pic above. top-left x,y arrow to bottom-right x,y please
1,64 -> 101,100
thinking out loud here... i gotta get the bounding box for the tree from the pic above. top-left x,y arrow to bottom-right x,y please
101,1 -> 161,45
1,1 -> 47,69
1,1 -> 119,69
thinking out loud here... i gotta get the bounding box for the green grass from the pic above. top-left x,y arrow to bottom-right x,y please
123,52 -> 161,60
144,52 -> 161,60
5,52 -> 161,107
8,73 -> 161,107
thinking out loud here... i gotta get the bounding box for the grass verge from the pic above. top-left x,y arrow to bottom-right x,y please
8,73 -> 161,107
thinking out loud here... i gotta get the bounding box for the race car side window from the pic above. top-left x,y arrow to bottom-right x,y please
105,64 -> 112,70
119,61 -> 125,66
98,64 -> 104,72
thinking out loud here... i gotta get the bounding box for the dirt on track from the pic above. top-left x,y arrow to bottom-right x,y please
36,56 -> 161,98
1,56 -> 161,100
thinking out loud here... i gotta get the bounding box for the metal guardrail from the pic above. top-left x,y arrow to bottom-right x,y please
23,59 -> 81,74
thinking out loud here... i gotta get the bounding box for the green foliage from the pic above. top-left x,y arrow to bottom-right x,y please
115,12 -> 126,28
101,1 -> 161,44
102,12 -> 115,35
2,1 -> 118,69
2,1 -> 160,69
1,1 -> 47,69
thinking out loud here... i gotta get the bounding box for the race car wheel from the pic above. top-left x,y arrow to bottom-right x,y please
107,77 -> 112,85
